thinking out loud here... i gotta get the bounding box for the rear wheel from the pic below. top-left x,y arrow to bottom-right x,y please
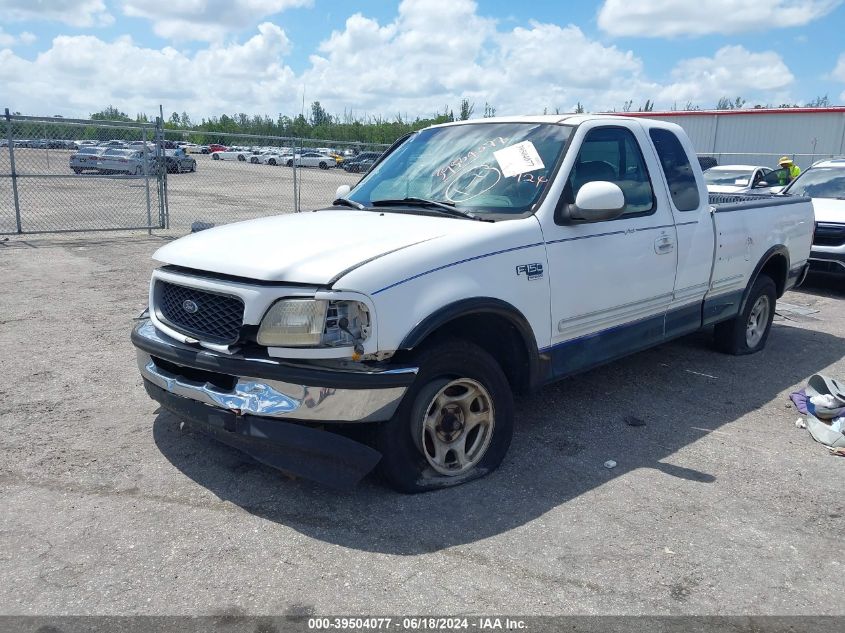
250,156 -> 259,164
319,161 -> 328,169
212,153 -> 220,160
269,158 -> 277,166
287,159 -> 293,167
237,154 -> 246,162
714,274 -> 776,355
375,339 -> 514,493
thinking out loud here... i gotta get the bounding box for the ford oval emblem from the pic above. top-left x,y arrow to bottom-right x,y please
182,299 -> 198,314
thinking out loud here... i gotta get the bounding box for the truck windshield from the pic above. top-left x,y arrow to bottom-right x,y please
784,167 -> 845,199
346,123 -> 573,217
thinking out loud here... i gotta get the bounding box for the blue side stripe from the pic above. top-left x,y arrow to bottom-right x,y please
371,242 -> 545,295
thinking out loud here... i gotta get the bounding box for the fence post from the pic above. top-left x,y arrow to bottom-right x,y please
292,138 -> 300,213
142,125 -> 152,235
5,108 -> 22,234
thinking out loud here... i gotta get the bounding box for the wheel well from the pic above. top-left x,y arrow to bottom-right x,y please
399,313 -> 533,396
759,253 -> 788,297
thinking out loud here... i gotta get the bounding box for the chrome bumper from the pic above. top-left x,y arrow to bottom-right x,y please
133,319 -> 415,423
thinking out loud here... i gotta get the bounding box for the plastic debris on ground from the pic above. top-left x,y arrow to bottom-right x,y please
791,373 -> 845,451
795,418 -> 807,429
604,460 -> 617,469
624,415 -> 646,427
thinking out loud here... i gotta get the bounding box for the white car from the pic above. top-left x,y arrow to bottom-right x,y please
132,114 -> 813,492
285,151 -> 336,169
250,152 -> 287,166
703,165 -> 773,193
95,148 -> 148,175
210,149 -> 250,162
781,158 -> 845,275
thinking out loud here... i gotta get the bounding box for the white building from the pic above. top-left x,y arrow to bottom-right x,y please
624,107 -> 845,168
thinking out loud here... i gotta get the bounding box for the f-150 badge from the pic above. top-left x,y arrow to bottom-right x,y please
516,263 -> 543,281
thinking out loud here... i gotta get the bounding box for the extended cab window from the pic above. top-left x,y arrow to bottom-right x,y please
649,128 -> 700,211
565,127 -> 655,217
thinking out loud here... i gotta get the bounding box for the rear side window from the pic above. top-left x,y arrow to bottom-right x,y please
649,128 -> 700,211
565,126 -> 655,217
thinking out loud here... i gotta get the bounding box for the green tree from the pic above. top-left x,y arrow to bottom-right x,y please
90,105 -> 131,121
458,98 -> 474,120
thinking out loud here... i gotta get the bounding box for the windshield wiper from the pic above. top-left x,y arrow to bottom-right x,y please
333,197 -> 367,210
370,197 -> 490,221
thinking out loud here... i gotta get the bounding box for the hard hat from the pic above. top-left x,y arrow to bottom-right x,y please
778,156 -> 793,165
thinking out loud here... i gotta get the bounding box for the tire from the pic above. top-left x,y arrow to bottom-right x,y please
319,161 -> 328,169
269,158 -> 276,166
190,161 -> 196,172
375,339 -> 514,493
714,274 -> 777,355
287,159 -> 293,167
72,168 -> 81,174
250,157 -> 259,164
237,155 -> 246,162
212,153 -> 220,160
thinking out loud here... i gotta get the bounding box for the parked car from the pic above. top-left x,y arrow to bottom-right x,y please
162,148 -> 197,173
69,146 -> 106,173
285,151 -> 335,169
211,149 -> 249,161
96,148 -> 148,175
703,165 -> 774,193
208,144 -> 228,153
342,151 -> 382,173
131,114 -> 813,492
779,158 -> 845,275
250,152 -> 286,166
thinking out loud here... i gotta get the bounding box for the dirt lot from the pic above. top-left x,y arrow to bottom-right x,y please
0,234 -> 843,616
1,149 -> 360,234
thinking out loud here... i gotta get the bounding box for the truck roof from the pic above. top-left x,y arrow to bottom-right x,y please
428,113 -> 671,129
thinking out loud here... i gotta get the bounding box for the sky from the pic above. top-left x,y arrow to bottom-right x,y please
1,0 -> 844,122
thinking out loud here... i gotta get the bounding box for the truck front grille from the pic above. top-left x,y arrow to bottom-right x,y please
813,222 -> 845,247
155,281 -> 244,345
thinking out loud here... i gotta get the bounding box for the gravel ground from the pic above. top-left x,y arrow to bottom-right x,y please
0,234 -> 843,616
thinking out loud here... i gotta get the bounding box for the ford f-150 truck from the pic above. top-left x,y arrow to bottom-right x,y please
131,115 -> 813,492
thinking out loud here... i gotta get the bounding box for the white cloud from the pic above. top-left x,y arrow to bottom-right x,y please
303,0 -> 651,116
833,53 -> 845,81
0,0 -> 113,27
598,0 -> 842,37
0,24 -> 297,118
833,53 -> 845,101
0,27 -> 36,47
657,46 -> 795,105
120,0 -> 313,41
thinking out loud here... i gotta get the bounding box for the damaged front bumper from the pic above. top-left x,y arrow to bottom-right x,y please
132,319 -> 418,488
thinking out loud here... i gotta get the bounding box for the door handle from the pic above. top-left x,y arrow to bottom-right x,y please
654,235 -> 674,254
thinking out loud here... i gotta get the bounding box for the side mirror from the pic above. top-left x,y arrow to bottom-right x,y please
335,184 -> 351,199
569,181 -> 626,222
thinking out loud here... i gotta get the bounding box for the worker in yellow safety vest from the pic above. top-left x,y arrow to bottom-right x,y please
777,156 -> 801,185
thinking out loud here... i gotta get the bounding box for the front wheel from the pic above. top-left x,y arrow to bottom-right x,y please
212,153 -> 220,160
269,158 -> 277,166
237,154 -> 246,162
375,339 -> 514,493
250,157 -> 259,164
714,274 -> 776,355
287,159 -> 293,167
319,161 -> 328,169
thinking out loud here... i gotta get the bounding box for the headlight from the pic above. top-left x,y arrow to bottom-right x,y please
257,298 -> 371,348
257,299 -> 328,347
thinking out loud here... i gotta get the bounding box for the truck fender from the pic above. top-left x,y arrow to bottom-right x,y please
739,245 -> 789,313
398,297 -> 544,394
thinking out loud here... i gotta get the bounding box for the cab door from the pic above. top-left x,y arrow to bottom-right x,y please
539,122 -> 678,378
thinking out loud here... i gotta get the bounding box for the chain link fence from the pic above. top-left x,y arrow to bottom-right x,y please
160,128 -> 388,232
1,110 -> 165,234
1,109 -> 390,236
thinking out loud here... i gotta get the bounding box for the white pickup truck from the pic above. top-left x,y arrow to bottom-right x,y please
132,114 -> 813,492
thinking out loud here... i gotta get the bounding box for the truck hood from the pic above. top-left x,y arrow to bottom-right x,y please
153,210 -> 462,284
811,198 -> 845,224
